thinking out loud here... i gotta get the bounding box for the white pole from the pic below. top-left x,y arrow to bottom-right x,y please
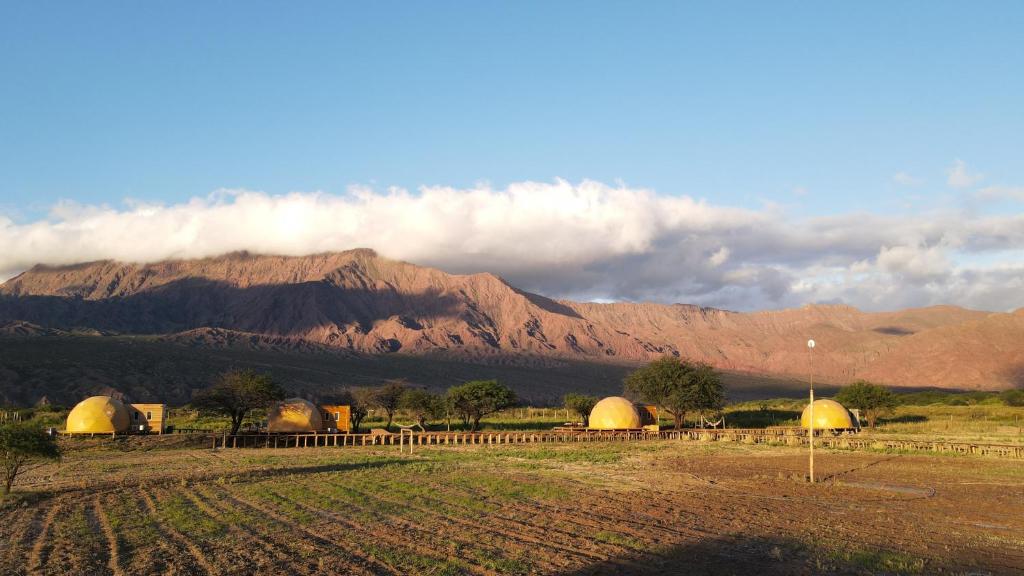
808,339 -> 816,483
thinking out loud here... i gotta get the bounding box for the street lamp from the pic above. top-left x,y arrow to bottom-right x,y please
807,338 -> 815,483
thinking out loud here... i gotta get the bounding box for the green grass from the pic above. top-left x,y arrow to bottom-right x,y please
492,445 -> 626,464
469,548 -> 533,575
450,470 -> 571,502
595,530 -> 644,549
829,547 -> 926,574
358,539 -> 469,576
156,493 -> 226,539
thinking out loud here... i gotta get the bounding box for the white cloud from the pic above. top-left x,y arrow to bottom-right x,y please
876,243 -> 951,281
708,247 -> 730,267
946,159 -> 983,189
892,171 -> 922,186
974,185 -> 1024,201
2,179 -> 1024,312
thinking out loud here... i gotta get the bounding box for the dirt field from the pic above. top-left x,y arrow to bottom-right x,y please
3,440 -> 1023,575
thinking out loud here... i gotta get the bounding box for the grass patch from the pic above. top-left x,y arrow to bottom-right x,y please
240,484 -> 315,523
156,493 -> 225,539
470,549 -> 533,575
451,472 -> 571,503
490,445 -> 626,465
829,547 -> 926,574
363,541 -> 468,575
595,530 -> 644,549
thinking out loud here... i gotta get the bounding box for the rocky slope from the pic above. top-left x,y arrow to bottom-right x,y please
2,249 -> 1022,391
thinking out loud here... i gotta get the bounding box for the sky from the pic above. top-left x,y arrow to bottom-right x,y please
1,1 -> 1023,311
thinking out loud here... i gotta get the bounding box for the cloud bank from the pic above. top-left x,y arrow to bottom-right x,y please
2,179 -> 1023,312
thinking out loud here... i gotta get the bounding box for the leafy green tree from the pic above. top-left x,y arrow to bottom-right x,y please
191,369 -> 286,435
563,393 -> 598,427
1,421 -> 60,496
835,380 -> 897,428
624,357 -> 724,430
374,380 -> 408,431
446,380 -> 517,432
689,362 -> 726,416
400,388 -> 445,429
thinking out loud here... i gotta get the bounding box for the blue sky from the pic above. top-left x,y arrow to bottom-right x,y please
1,2 -> 1023,310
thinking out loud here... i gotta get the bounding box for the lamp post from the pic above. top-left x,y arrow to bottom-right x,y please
807,338 -> 815,483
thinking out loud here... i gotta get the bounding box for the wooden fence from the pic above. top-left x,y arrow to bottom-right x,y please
209,427 -> 1024,459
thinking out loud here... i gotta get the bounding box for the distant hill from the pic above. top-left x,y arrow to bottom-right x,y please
1,249 -> 1021,404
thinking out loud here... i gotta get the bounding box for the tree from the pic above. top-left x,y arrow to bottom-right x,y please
400,388 -> 445,429
835,380 -> 897,429
1,422 -> 60,496
689,363 -> 726,416
446,380 -> 517,432
374,380 -> 408,431
348,388 -> 377,433
563,393 -> 598,427
191,369 -> 286,435
624,357 -> 724,430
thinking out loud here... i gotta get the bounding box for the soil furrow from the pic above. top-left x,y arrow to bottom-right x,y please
337,478 -> 624,567
297,479 -> 513,573
217,488 -> 392,576
185,485 -> 318,576
92,495 -> 125,576
26,502 -> 62,575
264,483 -> 490,576
139,488 -> 217,576
0,506 -> 37,572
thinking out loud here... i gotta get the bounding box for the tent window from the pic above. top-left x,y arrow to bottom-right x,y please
134,412 -> 139,421
146,411 -> 152,420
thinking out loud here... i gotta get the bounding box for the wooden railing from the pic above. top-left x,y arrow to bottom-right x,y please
209,428 -> 1024,459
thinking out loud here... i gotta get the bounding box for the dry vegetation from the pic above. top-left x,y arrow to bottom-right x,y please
3,438 -> 1023,575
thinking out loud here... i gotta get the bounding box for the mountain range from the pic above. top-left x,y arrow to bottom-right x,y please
1,249 -> 1022,405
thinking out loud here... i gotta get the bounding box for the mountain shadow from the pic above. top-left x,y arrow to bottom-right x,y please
0,277 -> 463,337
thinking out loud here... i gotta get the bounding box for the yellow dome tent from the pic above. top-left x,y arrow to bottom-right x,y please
588,396 -> 642,430
801,399 -> 855,429
65,396 -> 131,434
267,398 -> 324,433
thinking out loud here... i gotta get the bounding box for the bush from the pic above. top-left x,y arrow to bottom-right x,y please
1000,389 -> 1024,407
835,381 -> 897,429
563,393 -> 598,427
1,422 -> 60,496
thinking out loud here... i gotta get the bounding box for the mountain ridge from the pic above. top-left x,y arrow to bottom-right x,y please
2,249 -> 1022,393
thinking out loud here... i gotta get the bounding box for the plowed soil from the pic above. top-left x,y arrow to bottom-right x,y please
3,441 -> 1022,575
